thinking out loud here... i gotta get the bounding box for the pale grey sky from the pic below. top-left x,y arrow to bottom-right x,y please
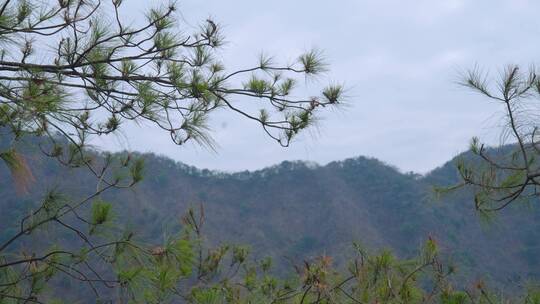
95,0 -> 540,173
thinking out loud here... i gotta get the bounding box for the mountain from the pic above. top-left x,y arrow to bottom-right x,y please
1,139 -> 539,292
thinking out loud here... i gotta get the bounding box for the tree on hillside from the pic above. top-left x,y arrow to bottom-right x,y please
449,66 -> 540,212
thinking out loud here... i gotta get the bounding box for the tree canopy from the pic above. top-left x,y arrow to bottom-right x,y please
0,0 -> 343,154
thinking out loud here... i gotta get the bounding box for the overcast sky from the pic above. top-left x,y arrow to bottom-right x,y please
95,0 -> 540,173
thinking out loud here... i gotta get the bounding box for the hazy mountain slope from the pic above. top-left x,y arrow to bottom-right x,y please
1,140 -> 540,290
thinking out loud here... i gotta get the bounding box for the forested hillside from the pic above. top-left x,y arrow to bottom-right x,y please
2,139 -> 539,293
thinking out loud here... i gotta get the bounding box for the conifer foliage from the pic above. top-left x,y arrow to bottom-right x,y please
446,66 -> 540,212
0,0 -> 342,150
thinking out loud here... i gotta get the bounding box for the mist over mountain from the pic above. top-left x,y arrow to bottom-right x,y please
1,140 -> 539,292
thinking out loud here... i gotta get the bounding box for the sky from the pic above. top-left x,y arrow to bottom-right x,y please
95,0 -> 540,174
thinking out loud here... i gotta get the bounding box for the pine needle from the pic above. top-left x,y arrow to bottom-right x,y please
0,149 -> 35,195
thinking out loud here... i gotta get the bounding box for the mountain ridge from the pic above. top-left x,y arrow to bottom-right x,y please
1,140 -> 538,292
